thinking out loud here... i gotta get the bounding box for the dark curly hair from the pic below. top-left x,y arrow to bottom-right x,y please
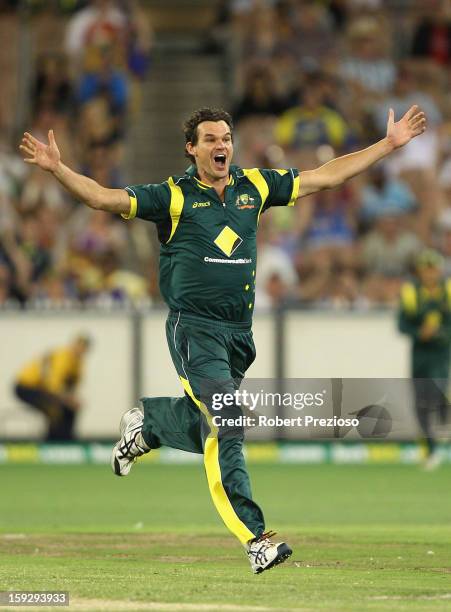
183,107 -> 233,163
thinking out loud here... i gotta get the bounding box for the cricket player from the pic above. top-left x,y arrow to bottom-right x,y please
20,105 -> 426,573
399,249 -> 451,469
14,334 -> 91,441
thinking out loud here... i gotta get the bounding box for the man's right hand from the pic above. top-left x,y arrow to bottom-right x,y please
20,129 -> 61,173
19,129 -> 131,215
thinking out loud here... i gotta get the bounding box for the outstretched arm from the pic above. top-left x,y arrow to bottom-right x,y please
20,130 -> 130,215
297,106 -> 426,198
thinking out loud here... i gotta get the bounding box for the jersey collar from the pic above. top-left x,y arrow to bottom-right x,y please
185,164 -> 242,189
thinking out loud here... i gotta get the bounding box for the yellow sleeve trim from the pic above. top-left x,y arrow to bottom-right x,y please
121,193 -> 137,220
167,177 -> 185,243
288,174 -> 300,206
400,283 -> 417,315
243,168 -> 269,225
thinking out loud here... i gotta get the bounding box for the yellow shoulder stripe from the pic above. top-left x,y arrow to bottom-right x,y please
121,193 -> 137,220
167,177 -> 185,243
400,283 -> 417,314
243,168 -> 269,225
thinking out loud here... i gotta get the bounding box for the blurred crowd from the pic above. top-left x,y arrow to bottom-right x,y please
227,0 -> 451,309
1,0 -> 451,310
0,0 -> 153,307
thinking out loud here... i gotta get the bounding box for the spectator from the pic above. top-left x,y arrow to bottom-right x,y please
82,141 -> 123,188
372,63 -> 443,241
411,0 -> 451,67
123,0 -> 153,81
69,208 -> 127,261
295,186 -> 358,303
16,213 -> 53,287
0,262 -> 15,306
233,64 -> 290,124
65,0 -> 127,74
359,164 -> 417,226
20,167 -> 68,216
255,220 -> 298,310
288,1 -> 337,68
275,73 -> 351,153
438,155 -> 451,227
301,187 -> 357,262
32,53 -> 73,117
372,64 -> 442,155
340,17 -> 396,96
77,43 -> 128,123
361,212 -> 422,304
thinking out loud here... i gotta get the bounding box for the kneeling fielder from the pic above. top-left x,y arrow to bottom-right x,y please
20,105 -> 425,573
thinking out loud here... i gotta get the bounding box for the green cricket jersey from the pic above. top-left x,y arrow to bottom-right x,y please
123,164 -> 300,323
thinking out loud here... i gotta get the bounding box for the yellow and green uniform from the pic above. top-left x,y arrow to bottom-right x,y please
123,164 -> 299,323
123,164 -> 300,543
399,280 -> 451,379
398,280 -> 451,452
275,106 -> 349,149
17,348 -> 82,394
15,347 -> 83,441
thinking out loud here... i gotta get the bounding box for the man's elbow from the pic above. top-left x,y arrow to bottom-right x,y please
328,174 -> 345,189
84,198 -> 101,210
315,169 -> 343,190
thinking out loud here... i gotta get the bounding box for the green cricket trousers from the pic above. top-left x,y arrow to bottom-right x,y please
140,310 -> 265,544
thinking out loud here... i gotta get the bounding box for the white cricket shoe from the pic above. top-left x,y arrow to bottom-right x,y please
247,531 -> 292,574
111,407 -> 149,476
423,450 -> 444,471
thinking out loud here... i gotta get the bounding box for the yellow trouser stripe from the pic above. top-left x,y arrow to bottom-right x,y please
180,375 -> 256,544
243,168 -> 269,225
288,174 -> 300,206
167,178 -> 185,242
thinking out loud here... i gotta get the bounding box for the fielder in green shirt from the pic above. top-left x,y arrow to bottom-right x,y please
21,104 -> 426,573
398,249 -> 451,469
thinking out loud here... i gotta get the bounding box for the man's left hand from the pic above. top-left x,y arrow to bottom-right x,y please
386,105 -> 426,150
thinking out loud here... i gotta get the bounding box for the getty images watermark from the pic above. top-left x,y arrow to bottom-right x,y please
210,388 -> 359,429
200,377 -> 451,440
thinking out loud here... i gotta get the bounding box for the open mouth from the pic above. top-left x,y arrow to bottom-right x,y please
213,154 -> 227,171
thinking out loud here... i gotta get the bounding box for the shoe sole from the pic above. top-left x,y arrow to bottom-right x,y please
254,543 -> 293,574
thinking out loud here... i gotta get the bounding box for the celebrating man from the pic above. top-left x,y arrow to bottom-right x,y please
20,104 -> 426,573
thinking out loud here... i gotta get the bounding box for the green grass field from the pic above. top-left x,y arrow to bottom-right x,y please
1,462 -> 451,611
